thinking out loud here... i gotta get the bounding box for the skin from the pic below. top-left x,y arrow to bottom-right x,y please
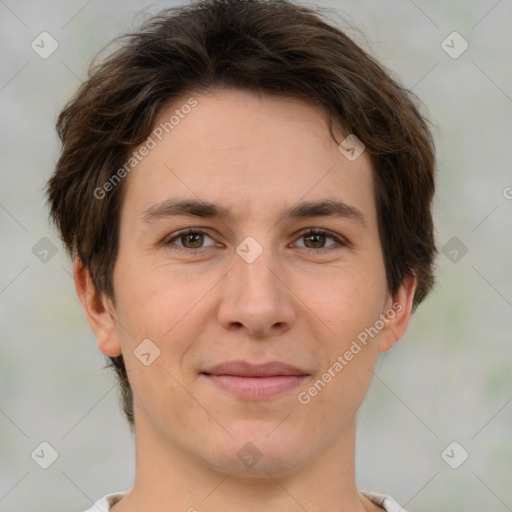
75,88 -> 416,512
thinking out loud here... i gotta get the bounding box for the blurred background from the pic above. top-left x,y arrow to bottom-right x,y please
0,0 -> 511,510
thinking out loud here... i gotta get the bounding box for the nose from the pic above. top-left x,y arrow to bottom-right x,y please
216,241 -> 297,338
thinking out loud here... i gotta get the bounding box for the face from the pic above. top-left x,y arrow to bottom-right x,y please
84,88 -> 415,478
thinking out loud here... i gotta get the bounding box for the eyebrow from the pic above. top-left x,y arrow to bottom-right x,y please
142,198 -> 367,228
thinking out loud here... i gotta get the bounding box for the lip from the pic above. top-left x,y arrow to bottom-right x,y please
201,360 -> 310,400
202,360 -> 309,377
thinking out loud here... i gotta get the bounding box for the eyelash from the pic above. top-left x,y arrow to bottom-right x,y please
163,228 -> 347,254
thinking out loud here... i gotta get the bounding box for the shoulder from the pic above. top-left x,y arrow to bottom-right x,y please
82,491 -> 128,512
361,490 -> 408,512
83,490 -> 404,512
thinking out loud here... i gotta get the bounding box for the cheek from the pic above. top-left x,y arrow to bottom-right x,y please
112,258 -> 214,387
304,265 -> 386,396
113,257 -> 185,337
311,264 -> 387,335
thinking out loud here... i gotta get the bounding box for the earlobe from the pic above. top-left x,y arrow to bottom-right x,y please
377,274 -> 417,353
73,257 -> 123,357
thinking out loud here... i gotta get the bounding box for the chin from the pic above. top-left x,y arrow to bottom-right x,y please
205,430 -> 311,478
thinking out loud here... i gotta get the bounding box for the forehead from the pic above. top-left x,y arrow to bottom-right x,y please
120,88 -> 376,226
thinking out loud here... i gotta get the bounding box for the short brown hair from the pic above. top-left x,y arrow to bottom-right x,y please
46,0 -> 436,428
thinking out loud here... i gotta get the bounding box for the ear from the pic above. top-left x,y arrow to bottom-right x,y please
73,257 -> 122,357
377,274 -> 417,353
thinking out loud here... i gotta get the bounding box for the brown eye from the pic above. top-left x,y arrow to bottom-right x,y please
164,229 -> 216,251
293,229 -> 345,252
180,232 -> 204,248
304,232 -> 327,249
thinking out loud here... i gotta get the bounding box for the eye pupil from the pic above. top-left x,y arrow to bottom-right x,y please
183,233 -> 203,248
305,233 -> 325,248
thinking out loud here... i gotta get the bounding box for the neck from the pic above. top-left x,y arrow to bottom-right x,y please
113,414 -> 377,512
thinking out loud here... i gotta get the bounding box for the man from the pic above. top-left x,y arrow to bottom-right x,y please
46,0 -> 436,510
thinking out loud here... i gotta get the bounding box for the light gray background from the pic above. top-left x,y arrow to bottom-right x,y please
1,0 -> 511,511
